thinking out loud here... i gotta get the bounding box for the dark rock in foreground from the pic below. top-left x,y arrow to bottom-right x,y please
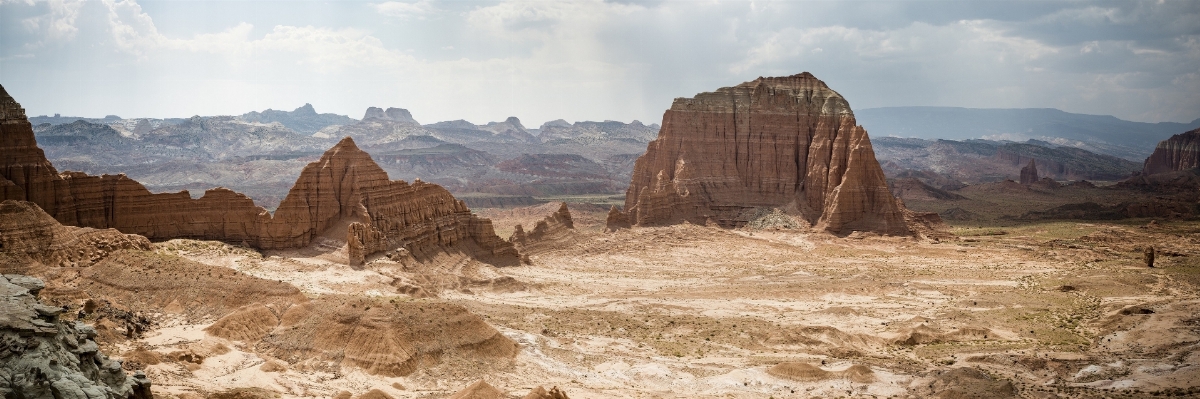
0,275 -> 152,399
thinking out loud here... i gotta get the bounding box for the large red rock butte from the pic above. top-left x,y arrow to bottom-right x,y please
1143,127 -> 1200,176
621,73 -> 910,235
0,84 -> 517,265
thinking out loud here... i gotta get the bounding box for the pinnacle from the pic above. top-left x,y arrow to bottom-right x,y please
335,136 -> 359,149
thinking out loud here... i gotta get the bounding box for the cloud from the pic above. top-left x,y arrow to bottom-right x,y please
733,21 -> 1059,75
100,0 -> 411,71
374,1 -> 434,19
2,0 -> 1197,124
13,0 -> 83,47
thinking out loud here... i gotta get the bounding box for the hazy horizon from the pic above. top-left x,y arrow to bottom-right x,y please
3,0 -> 1198,125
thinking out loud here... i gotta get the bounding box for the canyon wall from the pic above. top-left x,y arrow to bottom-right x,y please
623,73 -> 910,235
1143,128 -> 1200,176
0,85 -> 517,265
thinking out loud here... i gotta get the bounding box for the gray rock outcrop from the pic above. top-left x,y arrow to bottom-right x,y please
0,275 -> 152,399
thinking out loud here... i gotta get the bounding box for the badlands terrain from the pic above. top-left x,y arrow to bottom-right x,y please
17,203 -> 1199,398
3,73 -> 1199,399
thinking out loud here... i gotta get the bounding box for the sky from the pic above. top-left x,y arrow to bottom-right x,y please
1,0 -> 1198,127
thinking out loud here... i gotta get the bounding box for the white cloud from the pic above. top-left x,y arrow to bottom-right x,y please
100,0 -> 411,71
16,0 -> 83,47
733,21 -> 1058,75
374,1 -> 434,19
3,0 -> 1197,124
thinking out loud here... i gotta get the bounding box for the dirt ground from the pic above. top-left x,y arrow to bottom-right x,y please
127,206 -> 1200,398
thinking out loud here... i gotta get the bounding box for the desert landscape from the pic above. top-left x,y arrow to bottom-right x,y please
3,2 -> 1200,398
5,69 -> 1200,399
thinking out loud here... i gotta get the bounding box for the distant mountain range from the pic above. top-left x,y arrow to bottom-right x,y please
28,105 -> 1193,209
857,107 -> 1200,161
872,137 -> 1142,186
29,105 -> 657,208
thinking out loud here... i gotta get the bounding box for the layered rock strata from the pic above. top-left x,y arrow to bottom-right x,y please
1143,128 -> 1200,175
0,275 -> 153,399
207,296 -> 518,377
0,85 -> 517,265
508,202 -> 574,256
604,205 -> 631,232
622,73 -> 910,235
0,200 -> 151,272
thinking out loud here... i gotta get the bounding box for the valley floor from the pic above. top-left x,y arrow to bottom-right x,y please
134,214 -> 1200,398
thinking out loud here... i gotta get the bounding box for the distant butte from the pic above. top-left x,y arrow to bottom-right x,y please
1143,127 -> 1200,175
0,84 -> 518,266
619,72 -> 911,235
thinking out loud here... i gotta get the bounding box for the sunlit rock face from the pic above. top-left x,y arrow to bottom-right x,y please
0,84 -> 517,265
623,72 -> 910,235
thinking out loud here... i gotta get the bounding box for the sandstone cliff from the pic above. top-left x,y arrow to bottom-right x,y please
0,200 -> 151,272
0,85 -> 517,266
1143,127 -> 1200,176
623,73 -> 909,235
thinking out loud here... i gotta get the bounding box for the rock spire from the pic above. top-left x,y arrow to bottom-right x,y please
1019,159 -> 1039,185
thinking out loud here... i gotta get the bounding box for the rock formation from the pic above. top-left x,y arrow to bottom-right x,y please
523,386 -> 571,399
622,73 -> 910,235
447,380 -> 504,399
362,107 -> 418,125
1,200 -> 151,272
0,274 -> 153,399
347,222 -> 385,267
604,205 -> 631,232
1019,159 -> 1039,185
0,85 -> 518,266
239,103 -> 357,134
526,203 -> 573,241
264,137 -> 518,265
508,203 -> 574,256
1143,128 -> 1200,175
209,297 -> 518,377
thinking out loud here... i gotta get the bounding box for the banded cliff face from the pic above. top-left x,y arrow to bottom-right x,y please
1143,128 -> 1200,176
0,85 -> 517,265
624,73 -> 909,235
